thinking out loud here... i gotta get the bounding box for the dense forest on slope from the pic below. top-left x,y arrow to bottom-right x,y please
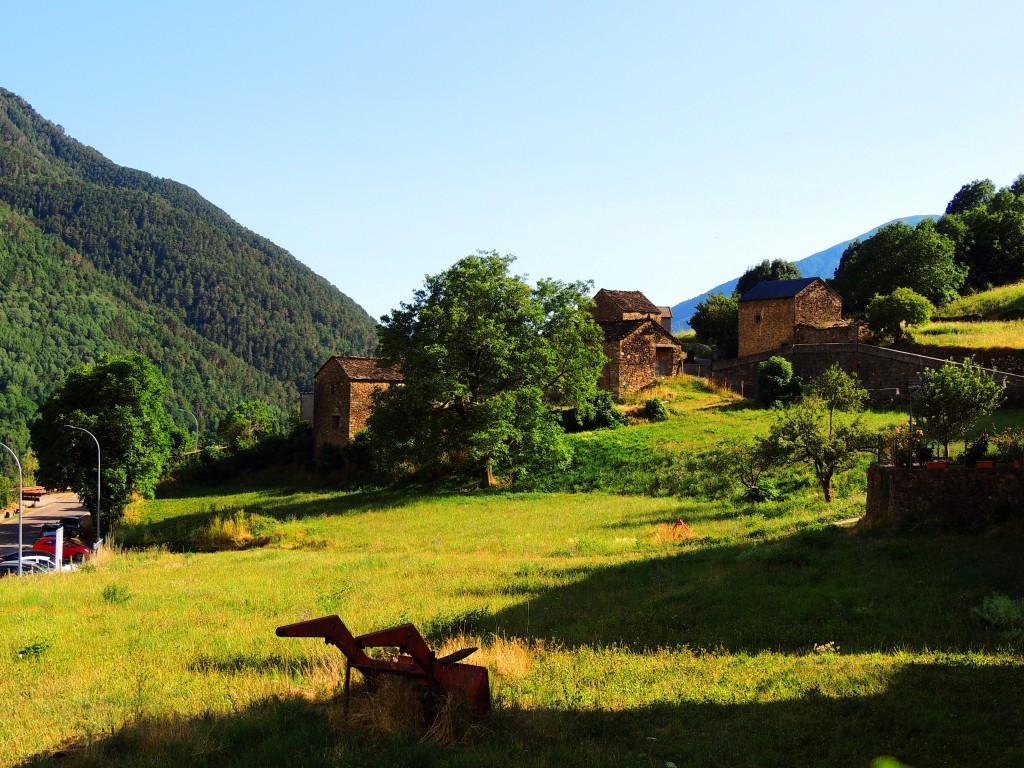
0,88 -> 379,458
0,89 -> 376,382
0,202 -> 292,454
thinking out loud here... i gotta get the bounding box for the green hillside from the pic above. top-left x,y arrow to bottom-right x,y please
0,203 -> 293,453
0,88 -> 379,452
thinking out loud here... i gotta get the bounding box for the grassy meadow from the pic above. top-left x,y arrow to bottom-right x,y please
2,378 -> 1023,768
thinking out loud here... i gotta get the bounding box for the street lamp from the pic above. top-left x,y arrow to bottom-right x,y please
0,442 -> 24,575
64,425 -> 101,545
175,407 -> 200,453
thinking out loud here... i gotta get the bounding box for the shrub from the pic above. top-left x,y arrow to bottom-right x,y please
643,398 -> 668,422
756,356 -> 800,407
973,593 -> 1024,639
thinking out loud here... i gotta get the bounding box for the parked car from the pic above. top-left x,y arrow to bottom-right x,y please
0,552 -> 74,572
0,561 -> 50,577
31,535 -> 90,562
41,518 -> 82,537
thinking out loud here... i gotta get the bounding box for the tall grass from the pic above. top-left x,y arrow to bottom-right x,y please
934,281 -> 1024,320
908,319 -> 1024,349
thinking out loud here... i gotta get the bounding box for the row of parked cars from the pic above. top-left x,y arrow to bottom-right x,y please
0,517 -> 88,577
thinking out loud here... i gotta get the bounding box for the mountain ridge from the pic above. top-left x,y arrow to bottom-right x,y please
0,88 -> 378,452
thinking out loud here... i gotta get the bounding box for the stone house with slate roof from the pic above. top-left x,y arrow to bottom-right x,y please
737,277 -> 854,358
592,289 -> 684,397
313,356 -> 403,457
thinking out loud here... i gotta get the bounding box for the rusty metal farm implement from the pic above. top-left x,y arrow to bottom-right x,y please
276,615 -> 490,726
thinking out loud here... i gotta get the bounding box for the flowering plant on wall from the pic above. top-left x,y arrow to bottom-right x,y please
880,423 -> 927,466
991,427 -> 1024,462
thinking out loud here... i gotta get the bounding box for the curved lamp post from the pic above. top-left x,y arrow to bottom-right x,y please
64,425 -> 101,545
0,442 -> 24,575
175,407 -> 200,453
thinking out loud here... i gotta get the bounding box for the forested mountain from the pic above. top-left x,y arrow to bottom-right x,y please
0,88 -> 377,455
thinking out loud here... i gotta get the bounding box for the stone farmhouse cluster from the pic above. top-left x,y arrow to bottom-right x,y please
309,288 -> 685,456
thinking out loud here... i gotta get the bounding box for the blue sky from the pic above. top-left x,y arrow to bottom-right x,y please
5,1 -> 1024,320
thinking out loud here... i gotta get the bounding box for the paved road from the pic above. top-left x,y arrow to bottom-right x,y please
0,493 -> 89,559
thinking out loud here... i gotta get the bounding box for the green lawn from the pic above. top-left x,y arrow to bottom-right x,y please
2,379 -> 1022,768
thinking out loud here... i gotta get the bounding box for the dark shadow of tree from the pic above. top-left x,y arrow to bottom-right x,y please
476,526 -> 1024,655
15,663 -> 1024,768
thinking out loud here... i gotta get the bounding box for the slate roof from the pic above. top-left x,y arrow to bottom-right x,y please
598,289 -> 661,314
597,319 -> 682,345
739,277 -> 824,302
318,356 -> 404,381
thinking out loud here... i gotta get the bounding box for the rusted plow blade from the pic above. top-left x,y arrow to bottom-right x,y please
276,615 -> 490,724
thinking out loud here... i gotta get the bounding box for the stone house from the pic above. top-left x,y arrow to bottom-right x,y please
737,277 -> 851,358
592,289 -> 685,398
313,356 -> 403,457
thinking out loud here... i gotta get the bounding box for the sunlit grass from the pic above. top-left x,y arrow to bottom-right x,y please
1,379 -> 1021,767
908,319 -> 1024,349
934,281 -> 1024,320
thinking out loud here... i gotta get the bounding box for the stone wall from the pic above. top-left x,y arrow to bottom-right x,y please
313,364 -> 350,456
865,462 -> 1024,530
711,343 -> 1024,406
738,281 -> 844,358
738,297 -> 794,357
599,326 -> 661,397
348,381 -> 390,440
793,323 -> 863,345
794,281 -> 842,325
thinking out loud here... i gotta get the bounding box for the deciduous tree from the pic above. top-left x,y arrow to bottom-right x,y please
832,220 -> 965,309
865,288 -> 934,342
689,292 -> 739,357
916,358 -> 1004,458
368,252 -> 606,487
759,366 -> 873,502
31,354 -> 172,525
735,259 -> 802,297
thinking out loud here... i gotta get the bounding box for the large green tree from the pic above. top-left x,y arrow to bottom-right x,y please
735,259 -> 802,297
832,219 -> 966,310
368,252 -> 606,487
30,354 -> 172,528
689,292 -> 739,357
938,181 -> 1024,291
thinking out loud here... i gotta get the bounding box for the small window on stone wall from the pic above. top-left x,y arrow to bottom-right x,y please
755,313 -> 762,324
332,415 -> 342,429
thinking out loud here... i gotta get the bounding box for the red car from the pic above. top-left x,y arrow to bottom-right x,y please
31,535 -> 90,562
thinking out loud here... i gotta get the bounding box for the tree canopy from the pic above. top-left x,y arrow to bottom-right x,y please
735,259 -> 802,297
865,288 -> 934,342
30,354 -> 172,528
689,292 -> 739,357
368,252 -> 606,487
763,365 -> 873,502
832,219 -> 966,310
217,400 -> 283,453
915,358 -> 1004,458
938,180 -> 1024,291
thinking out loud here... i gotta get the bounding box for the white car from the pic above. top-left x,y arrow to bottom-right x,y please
0,560 -> 51,577
0,552 -> 75,573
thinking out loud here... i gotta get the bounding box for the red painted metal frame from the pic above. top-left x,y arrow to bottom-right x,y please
276,614 -> 490,723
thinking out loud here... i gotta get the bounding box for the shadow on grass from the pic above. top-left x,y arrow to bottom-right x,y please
16,662 -> 1024,768
480,525 -> 1024,655
118,487 -> 429,551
